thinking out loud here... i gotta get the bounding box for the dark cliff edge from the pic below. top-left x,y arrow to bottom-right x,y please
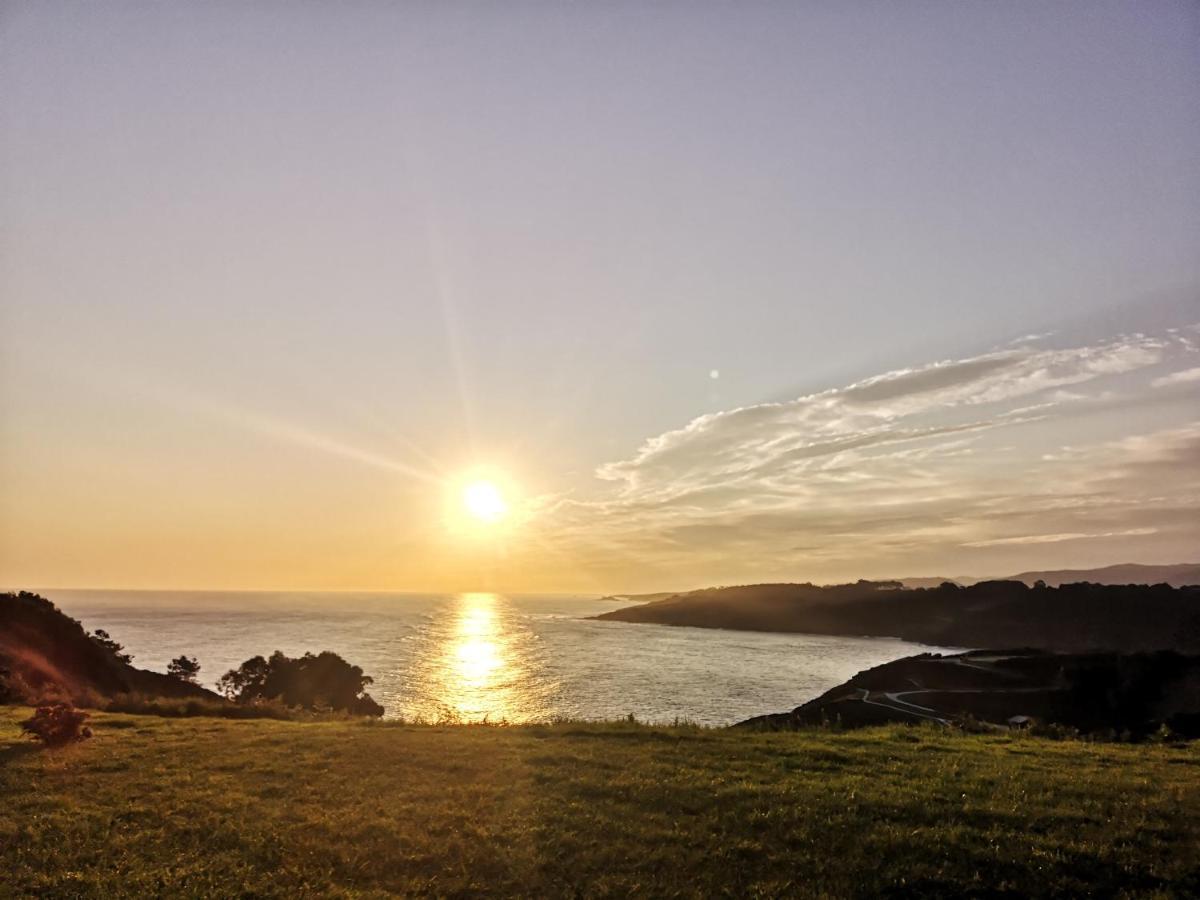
0,591 -> 223,705
735,649 -> 1200,738
594,580 -> 1200,653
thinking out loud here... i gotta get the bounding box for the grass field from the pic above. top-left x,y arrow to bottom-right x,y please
2,707 -> 1198,898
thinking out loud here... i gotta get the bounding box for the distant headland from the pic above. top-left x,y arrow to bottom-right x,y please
594,572 -> 1200,654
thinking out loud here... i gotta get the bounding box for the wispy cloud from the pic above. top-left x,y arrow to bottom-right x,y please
963,528 -> 1158,548
1153,367 -> 1200,388
530,329 -> 1200,584
595,334 -> 1170,497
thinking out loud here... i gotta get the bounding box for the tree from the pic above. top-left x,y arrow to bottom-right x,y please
218,650 -> 384,716
166,655 -> 201,683
90,629 -> 133,664
217,654 -> 270,700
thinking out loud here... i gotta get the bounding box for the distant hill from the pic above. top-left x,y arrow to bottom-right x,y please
1004,563 -> 1200,588
737,648 -> 1200,737
596,592 -> 681,603
594,580 -> 1200,653
647,564 -> 1199,594
0,591 -> 221,705
898,562 -> 1200,589
897,576 -> 965,589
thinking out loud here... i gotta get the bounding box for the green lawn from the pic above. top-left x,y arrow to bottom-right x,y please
2,707 -> 1198,898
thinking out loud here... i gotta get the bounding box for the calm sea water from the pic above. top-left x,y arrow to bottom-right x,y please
44,590 -> 948,725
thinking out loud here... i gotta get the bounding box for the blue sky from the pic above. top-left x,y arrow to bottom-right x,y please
1,2 -> 1197,590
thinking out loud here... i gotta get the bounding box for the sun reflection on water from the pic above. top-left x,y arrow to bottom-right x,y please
390,593 -> 557,722
437,592 -> 519,722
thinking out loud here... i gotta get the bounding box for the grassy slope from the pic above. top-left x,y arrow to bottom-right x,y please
2,708 -> 1198,898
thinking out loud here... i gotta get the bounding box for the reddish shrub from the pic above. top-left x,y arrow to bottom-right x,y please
21,703 -> 92,747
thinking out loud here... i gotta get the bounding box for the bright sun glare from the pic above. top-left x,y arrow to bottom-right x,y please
462,480 -> 509,523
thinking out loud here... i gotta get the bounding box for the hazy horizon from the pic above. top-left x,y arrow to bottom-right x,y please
19,555 -> 1200,596
3,2 -> 1198,593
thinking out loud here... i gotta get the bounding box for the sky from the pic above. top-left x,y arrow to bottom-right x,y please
1,1 -> 1198,592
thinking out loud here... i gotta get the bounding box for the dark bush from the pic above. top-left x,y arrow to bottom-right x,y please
0,665 -> 15,704
21,703 -> 92,746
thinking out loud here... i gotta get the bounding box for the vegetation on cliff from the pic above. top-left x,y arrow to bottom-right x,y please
0,592 -> 383,718
0,591 -> 220,706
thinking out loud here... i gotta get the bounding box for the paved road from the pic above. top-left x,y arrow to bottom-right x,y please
831,653 -> 1047,726
855,687 -> 949,724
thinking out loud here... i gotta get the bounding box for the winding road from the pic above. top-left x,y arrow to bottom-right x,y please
853,687 -> 950,724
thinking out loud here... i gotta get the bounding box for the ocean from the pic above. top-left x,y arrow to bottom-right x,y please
44,590 -> 948,725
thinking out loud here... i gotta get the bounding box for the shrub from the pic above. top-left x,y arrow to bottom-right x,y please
0,665 -> 21,704
21,703 -> 92,746
105,692 -> 316,720
1029,721 -> 1083,741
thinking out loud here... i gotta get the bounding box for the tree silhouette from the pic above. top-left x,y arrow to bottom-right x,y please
90,629 -> 133,664
218,650 -> 383,715
166,655 -> 201,683
217,654 -> 270,700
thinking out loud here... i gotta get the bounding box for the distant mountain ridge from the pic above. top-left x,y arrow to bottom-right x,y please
1001,563 -> 1200,589
897,562 -> 1200,589
615,562 -> 1200,598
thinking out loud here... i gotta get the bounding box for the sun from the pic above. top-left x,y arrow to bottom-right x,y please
462,479 -> 509,523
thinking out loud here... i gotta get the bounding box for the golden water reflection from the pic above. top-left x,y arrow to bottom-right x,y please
435,592 -> 521,722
